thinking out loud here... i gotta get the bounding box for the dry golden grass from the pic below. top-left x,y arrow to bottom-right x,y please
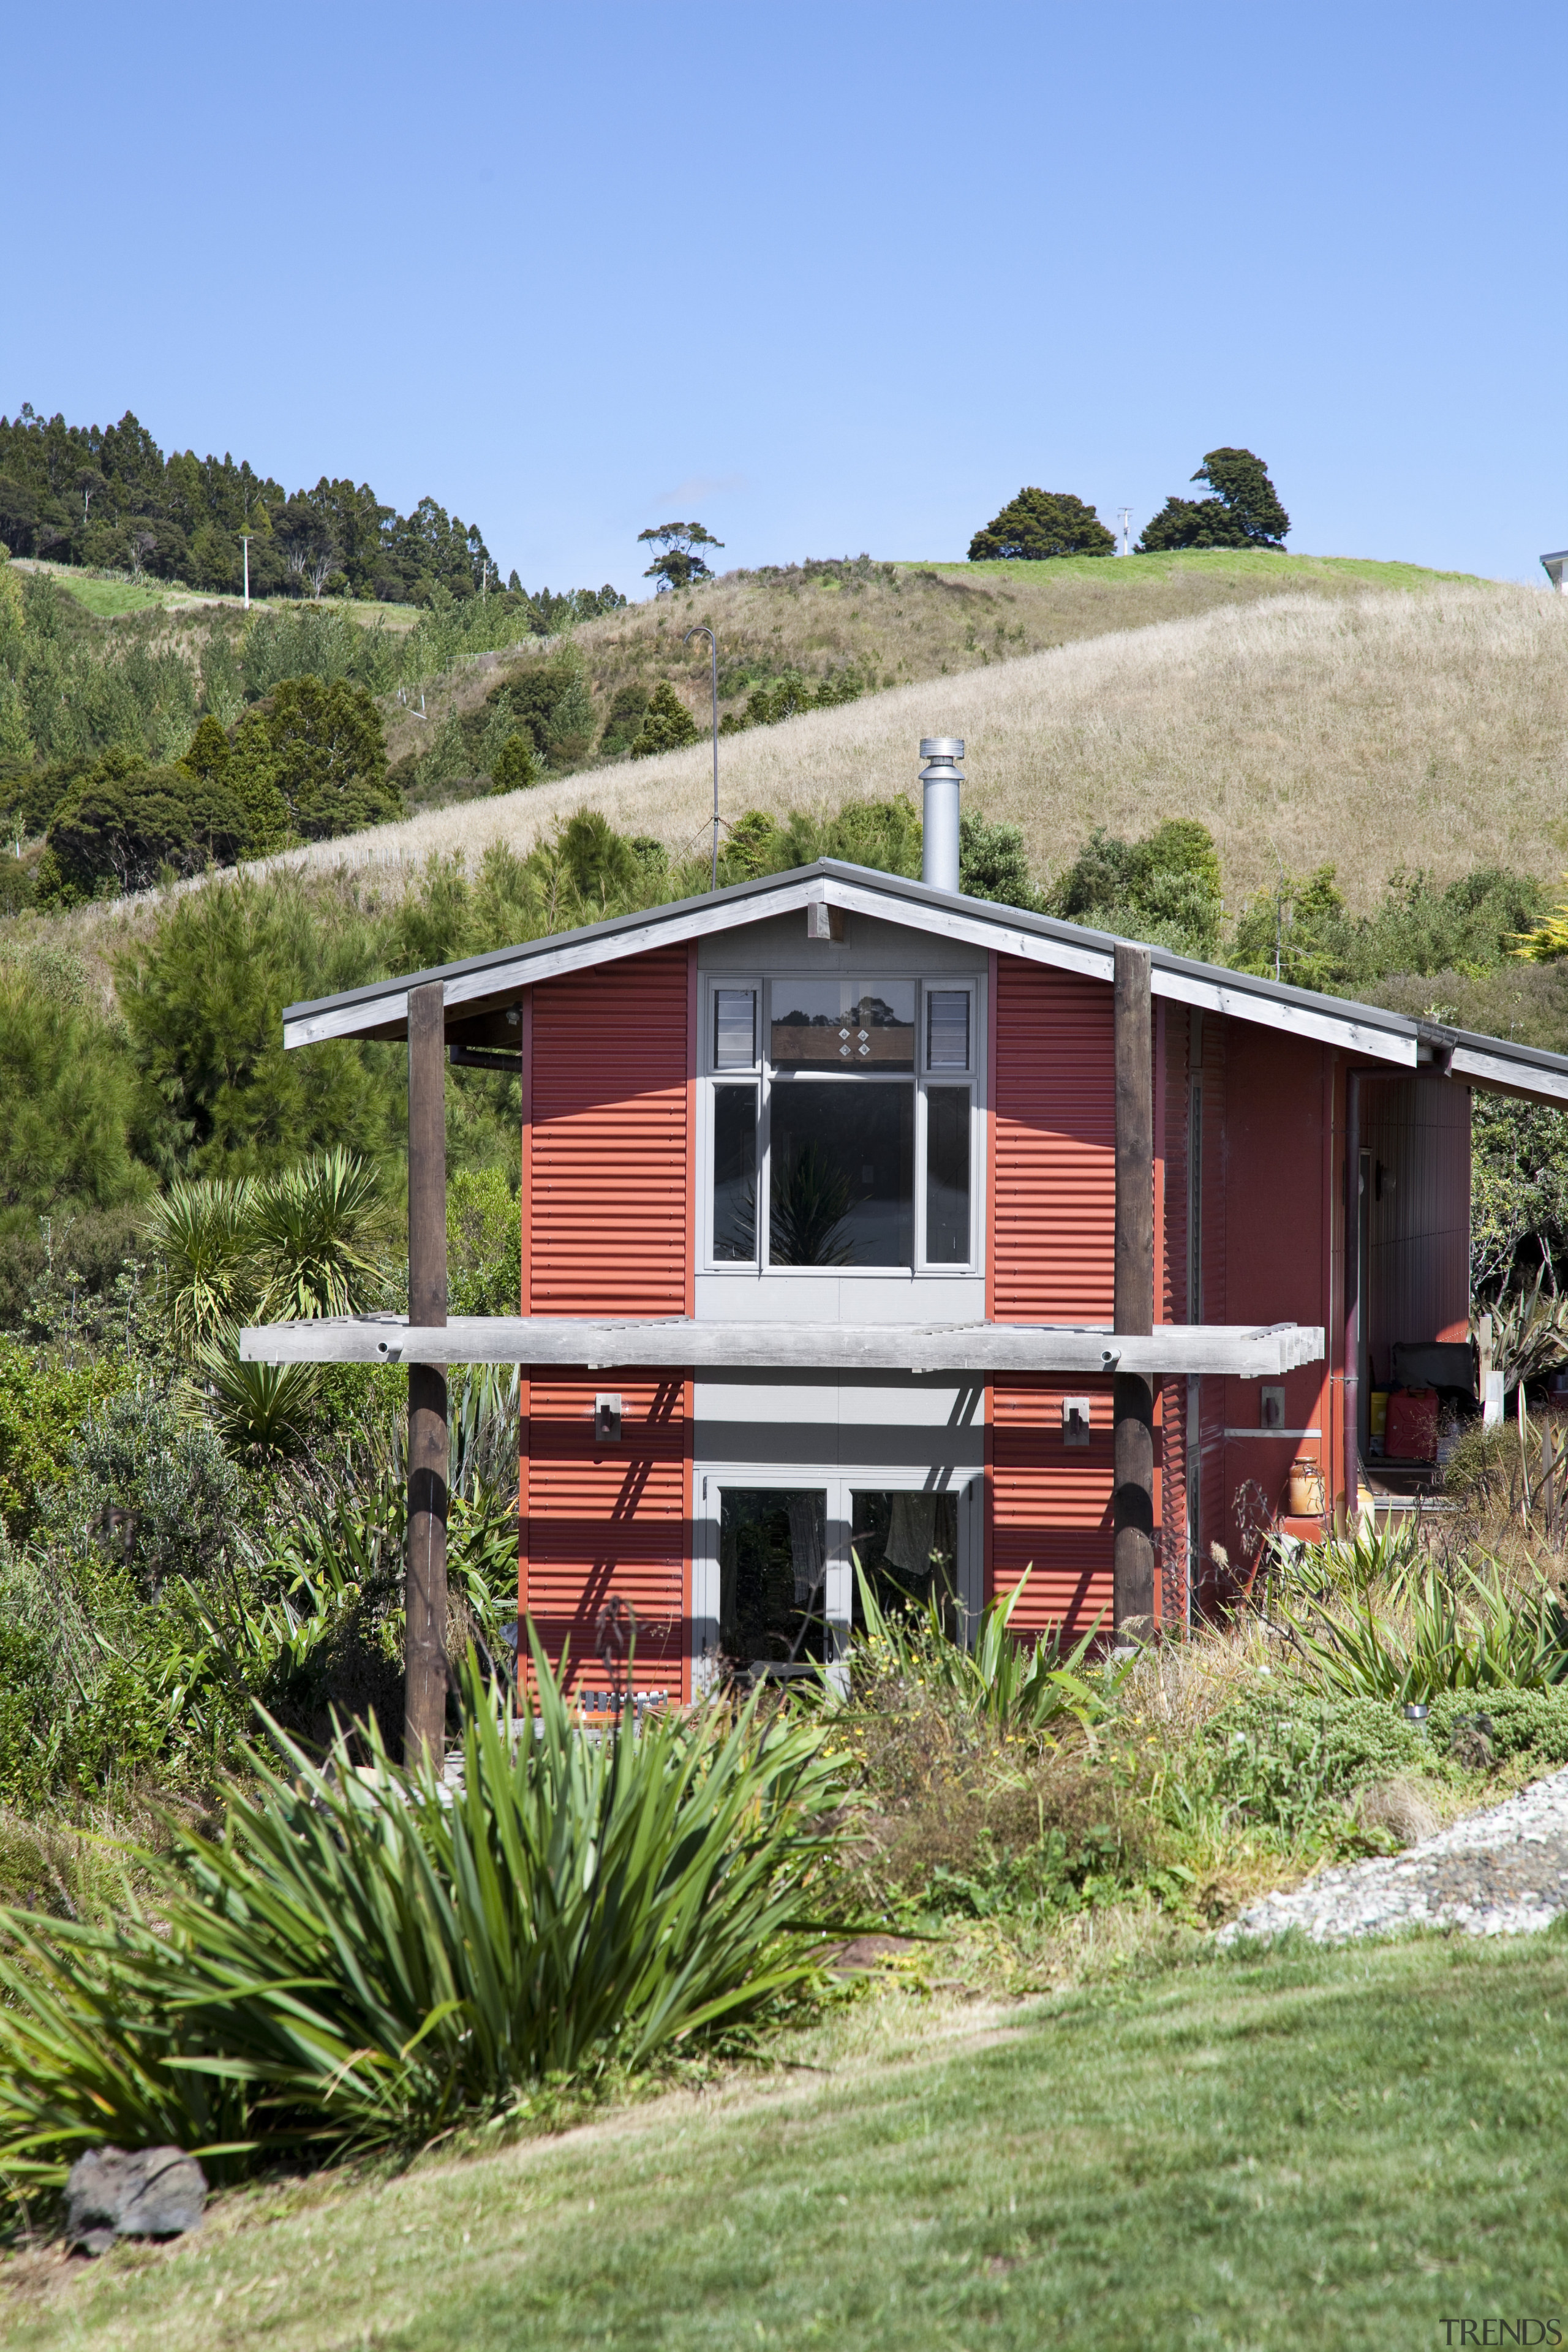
268,579 -> 1568,915
379,548 -> 1471,768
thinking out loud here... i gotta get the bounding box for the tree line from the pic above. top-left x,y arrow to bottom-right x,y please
0,404 -> 508,605
968,447 -> 1289,562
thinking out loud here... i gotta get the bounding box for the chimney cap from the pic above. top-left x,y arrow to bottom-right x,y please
919,737 -> 964,761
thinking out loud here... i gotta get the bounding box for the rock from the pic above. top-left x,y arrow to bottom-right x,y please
65,2146 -> 208,2256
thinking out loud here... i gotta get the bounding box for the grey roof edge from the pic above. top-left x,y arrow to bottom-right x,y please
277,856 -> 1568,1091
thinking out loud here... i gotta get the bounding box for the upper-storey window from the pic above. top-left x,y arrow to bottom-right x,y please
704,978 -> 978,1273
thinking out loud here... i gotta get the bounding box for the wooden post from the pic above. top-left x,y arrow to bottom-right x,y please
405,980 -> 448,1768
1343,1069 -> 1361,1535
1113,943 -> 1155,1634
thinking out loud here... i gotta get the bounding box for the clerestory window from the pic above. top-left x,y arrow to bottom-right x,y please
705,978 -> 978,1272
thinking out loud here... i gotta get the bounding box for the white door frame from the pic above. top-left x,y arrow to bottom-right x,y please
692,1463 -> 983,1689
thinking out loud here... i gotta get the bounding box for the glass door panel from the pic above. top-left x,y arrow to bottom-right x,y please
717,1488 -> 829,1683
849,1489 -> 960,1634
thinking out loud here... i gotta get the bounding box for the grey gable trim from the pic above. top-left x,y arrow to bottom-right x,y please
279,858 -> 1568,1093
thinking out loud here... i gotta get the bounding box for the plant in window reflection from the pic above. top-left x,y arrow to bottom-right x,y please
715,1175 -> 757,1263
769,1145 -> 853,1268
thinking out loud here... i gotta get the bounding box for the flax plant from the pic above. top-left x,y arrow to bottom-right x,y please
844,1569 -> 1114,1738
0,1638 -> 845,2188
1277,1559 -> 1568,1702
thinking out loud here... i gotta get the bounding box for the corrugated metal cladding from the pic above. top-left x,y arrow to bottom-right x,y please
1361,1076 -> 1471,1370
991,959 -> 1115,1322
522,1379 -> 690,1695
1157,1003 -> 1192,1627
990,1380 -> 1114,1635
989,960 -> 1116,1634
1194,1012 -> 1228,1614
529,946 -> 692,1317
523,947 -> 693,1696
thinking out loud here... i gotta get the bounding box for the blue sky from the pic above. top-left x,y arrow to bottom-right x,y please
5,2 -> 1564,595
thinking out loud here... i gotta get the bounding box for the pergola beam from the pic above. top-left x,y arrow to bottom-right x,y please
242,1315 -> 1324,1381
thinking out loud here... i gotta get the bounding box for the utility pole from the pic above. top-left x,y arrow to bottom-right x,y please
239,533 -> 252,611
684,624 -> 721,889
1117,507 -> 1133,557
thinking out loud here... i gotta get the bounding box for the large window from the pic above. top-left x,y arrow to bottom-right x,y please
705,977 -> 978,1271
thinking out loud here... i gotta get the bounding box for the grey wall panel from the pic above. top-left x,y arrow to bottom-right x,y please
693,1371 -> 986,1471
698,910 -> 987,974
695,1273 -> 988,1323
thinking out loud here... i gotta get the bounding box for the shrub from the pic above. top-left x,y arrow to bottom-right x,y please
448,1167 -> 521,1316
1043,819 -> 1223,959
0,967 -> 145,1224
490,731 -> 539,792
1205,1692 -> 1427,1814
0,1342 -> 129,1540
630,680 -> 699,759
1426,1686 -> 1568,1764
266,676 -> 397,840
50,1387 -> 239,1594
0,1648 -> 844,2184
42,748 -> 247,900
116,872 -> 401,1177
599,684 -> 649,756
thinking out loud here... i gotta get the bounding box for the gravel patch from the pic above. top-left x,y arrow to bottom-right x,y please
1219,1766 -> 1568,1945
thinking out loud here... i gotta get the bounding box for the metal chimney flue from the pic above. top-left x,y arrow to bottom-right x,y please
919,737 -> 963,894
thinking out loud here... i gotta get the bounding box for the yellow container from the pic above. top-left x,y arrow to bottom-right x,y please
1369,1390 -> 1389,1444
1288,1458 -> 1325,1517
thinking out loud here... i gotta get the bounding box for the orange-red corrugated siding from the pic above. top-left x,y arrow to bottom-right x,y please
529,947 -> 693,1317
990,1378 -> 1115,1630
519,946 -> 694,1696
522,1377 -> 690,1694
989,958 -> 1117,1637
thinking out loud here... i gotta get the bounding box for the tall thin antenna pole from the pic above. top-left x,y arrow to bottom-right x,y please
1117,507 -> 1132,557
684,624 -> 720,889
239,532 -> 252,610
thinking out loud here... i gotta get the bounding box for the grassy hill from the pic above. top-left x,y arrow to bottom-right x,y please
377,546 -> 1480,773
271,565 -> 1567,919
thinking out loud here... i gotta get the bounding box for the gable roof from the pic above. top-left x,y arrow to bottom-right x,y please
280,858 -> 1568,1106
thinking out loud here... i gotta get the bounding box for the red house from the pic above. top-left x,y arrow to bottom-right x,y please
248,743 -> 1568,1727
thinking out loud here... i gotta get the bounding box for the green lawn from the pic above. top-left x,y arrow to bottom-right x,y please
7,1931 -> 1568,2350
918,547 -> 1494,594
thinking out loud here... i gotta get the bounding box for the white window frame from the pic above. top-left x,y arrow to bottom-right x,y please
698,973 -> 985,1277
691,1463 -> 985,1689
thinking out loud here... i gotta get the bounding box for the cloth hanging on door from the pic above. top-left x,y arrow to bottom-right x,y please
786,1494 -> 826,1604
884,1492 -> 938,1577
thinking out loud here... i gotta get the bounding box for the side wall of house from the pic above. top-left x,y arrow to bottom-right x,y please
987,957 -> 1121,1635
519,944 -> 695,1695
1216,1021 -> 1332,1583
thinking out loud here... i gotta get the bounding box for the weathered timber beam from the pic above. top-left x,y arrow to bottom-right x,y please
242,1316 -> 1324,1379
